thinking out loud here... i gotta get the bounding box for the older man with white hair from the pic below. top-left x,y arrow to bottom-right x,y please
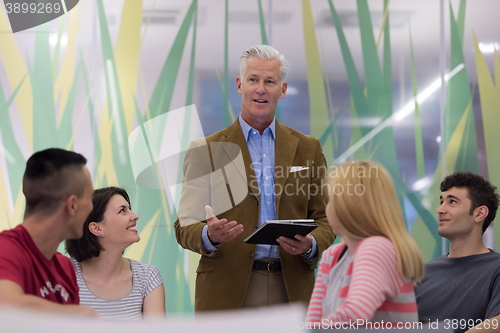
175,45 -> 335,311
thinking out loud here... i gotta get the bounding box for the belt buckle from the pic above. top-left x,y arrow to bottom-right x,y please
267,262 -> 277,272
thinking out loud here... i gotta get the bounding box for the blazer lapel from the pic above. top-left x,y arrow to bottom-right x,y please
274,122 -> 298,212
220,120 -> 260,201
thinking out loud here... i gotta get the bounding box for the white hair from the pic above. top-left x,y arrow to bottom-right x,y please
239,45 -> 290,81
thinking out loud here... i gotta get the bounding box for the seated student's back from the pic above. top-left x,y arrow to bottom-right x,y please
306,161 -> 424,326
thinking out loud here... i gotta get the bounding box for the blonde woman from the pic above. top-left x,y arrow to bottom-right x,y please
306,161 -> 424,326
65,187 -> 165,321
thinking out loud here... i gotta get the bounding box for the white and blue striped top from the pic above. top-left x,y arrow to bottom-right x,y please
71,258 -> 163,321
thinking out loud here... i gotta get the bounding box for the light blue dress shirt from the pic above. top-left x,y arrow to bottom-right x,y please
239,116 -> 279,259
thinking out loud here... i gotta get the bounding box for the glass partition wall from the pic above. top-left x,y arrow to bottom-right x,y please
1,0 -> 498,312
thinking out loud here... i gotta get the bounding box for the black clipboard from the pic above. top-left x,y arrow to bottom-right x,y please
243,219 -> 318,245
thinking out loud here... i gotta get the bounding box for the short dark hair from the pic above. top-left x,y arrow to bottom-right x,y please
65,187 -> 130,262
440,172 -> 500,233
23,148 -> 87,218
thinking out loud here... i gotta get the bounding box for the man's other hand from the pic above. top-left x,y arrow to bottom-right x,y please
205,205 -> 244,243
277,234 -> 313,255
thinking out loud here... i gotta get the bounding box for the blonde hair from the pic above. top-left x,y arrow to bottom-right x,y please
327,160 -> 424,283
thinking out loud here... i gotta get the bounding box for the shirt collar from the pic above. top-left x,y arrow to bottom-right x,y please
239,116 -> 276,141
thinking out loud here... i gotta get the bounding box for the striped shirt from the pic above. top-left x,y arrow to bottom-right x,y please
306,236 -> 417,325
71,258 -> 163,321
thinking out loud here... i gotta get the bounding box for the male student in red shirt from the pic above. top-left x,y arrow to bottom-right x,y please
0,148 -> 97,316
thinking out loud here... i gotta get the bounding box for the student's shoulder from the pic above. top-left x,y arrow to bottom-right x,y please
423,255 -> 449,272
486,249 -> 500,259
425,250 -> 500,270
324,242 -> 347,256
128,258 -> 160,275
0,227 -> 30,259
358,236 -> 394,252
0,225 -> 23,242
0,230 -> 18,246
479,250 -> 500,274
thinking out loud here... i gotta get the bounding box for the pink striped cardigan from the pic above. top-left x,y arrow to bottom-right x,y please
306,236 -> 418,326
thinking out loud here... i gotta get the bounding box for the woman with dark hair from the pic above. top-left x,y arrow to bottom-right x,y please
65,187 -> 165,320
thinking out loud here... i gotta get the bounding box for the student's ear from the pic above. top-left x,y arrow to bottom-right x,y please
88,222 -> 102,237
474,205 -> 489,223
65,195 -> 77,216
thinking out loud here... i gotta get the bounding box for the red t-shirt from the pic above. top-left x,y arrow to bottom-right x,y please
0,225 -> 79,304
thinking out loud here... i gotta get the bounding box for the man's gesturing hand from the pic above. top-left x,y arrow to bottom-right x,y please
205,205 -> 244,243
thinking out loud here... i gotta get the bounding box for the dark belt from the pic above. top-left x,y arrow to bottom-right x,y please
252,261 -> 282,272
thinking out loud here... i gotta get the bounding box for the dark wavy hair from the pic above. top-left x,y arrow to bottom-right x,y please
440,172 -> 500,233
65,187 -> 130,262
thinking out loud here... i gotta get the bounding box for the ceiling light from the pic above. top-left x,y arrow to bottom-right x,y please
333,64 -> 464,165
394,63 -> 464,122
49,35 -> 67,47
412,177 -> 431,191
479,43 -> 499,54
